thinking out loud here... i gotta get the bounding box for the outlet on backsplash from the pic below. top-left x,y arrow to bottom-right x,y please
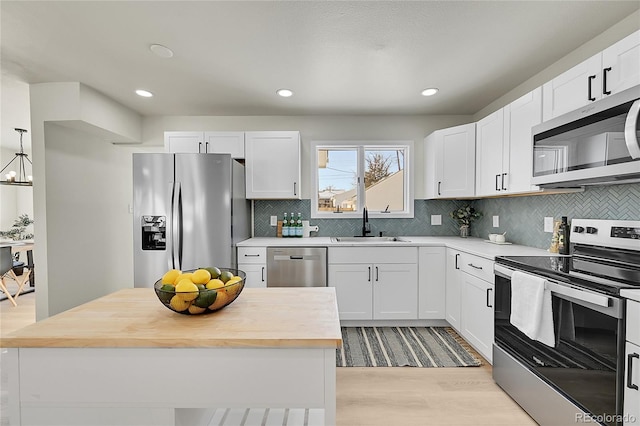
492,216 -> 499,228
431,215 -> 442,225
544,217 -> 554,233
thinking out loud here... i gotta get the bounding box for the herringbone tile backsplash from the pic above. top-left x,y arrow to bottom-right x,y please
254,183 -> 639,250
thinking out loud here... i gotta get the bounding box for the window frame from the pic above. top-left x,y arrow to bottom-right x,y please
311,140 -> 414,219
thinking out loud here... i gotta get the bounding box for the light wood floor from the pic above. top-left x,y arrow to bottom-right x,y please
0,293 -> 536,425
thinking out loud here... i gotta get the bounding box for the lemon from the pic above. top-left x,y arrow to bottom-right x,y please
219,270 -> 234,283
206,279 -> 225,290
175,279 -> 199,301
174,272 -> 193,285
191,269 -> 212,285
161,269 -> 181,285
226,276 -> 242,286
169,295 -> 191,311
225,282 -> 242,298
208,291 -> 229,311
188,304 -> 206,314
204,266 -> 221,279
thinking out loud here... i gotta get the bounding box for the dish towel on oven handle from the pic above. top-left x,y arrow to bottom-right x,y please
509,270 -> 555,347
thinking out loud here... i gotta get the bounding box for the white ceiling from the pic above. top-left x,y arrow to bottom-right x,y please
1,1 -> 639,120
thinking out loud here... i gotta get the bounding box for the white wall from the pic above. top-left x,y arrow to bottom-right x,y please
142,115 -> 473,199
0,75 -> 33,233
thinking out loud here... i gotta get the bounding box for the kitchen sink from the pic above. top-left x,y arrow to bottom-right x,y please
330,236 -> 410,243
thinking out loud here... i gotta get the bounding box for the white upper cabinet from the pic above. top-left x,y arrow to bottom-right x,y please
424,123 -> 476,199
543,29 -> 640,121
165,131 -> 245,158
602,29 -> 640,96
476,88 -> 542,197
476,108 -> 505,196
203,132 -> 245,158
245,131 -> 301,199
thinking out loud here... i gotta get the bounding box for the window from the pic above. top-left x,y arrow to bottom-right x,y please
312,141 -> 413,219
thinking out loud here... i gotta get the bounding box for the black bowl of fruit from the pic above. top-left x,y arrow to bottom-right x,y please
154,267 -> 245,315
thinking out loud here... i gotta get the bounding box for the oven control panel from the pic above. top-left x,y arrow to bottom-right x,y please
611,226 -> 640,240
572,219 -> 640,251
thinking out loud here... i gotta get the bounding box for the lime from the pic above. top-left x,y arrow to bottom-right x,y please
219,270 -> 234,283
158,284 -> 175,304
196,284 -> 206,291
204,266 -> 221,279
194,289 -> 217,308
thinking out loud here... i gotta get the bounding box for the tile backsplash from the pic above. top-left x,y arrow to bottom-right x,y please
253,183 -> 639,250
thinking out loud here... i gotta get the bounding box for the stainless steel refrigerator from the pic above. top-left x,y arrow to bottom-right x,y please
133,153 -> 250,288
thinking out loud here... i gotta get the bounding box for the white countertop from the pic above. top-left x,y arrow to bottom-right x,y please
237,236 -> 552,260
621,289 -> 640,303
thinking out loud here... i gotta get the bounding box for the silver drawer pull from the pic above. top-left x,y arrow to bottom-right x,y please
468,263 -> 483,270
244,254 -> 260,257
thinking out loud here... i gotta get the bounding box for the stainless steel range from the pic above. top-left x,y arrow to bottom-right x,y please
493,219 -> 640,426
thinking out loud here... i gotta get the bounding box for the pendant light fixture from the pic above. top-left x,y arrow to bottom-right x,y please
1,128 -> 32,186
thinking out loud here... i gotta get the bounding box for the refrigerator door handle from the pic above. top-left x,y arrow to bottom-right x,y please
176,182 -> 183,270
171,182 -> 183,270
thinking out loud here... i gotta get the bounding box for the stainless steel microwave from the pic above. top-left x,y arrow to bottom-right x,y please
531,86 -> 640,187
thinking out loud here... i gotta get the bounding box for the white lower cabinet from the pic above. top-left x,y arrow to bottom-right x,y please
237,247 -> 267,288
625,300 -> 640,425
418,247 -> 446,319
328,247 -> 418,320
460,272 -> 494,363
445,249 -> 462,330
446,249 -> 495,363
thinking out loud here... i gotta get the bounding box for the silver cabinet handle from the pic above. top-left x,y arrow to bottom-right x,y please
468,263 -> 483,270
244,253 -> 260,257
501,173 -> 507,190
375,266 -> 379,282
293,182 -> 297,196
455,253 -> 460,270
198,142 -> 202,153
261,266 -> 265,282
486,288 -> 493,308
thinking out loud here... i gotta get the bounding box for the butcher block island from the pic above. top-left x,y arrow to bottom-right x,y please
1,287 -> 342,426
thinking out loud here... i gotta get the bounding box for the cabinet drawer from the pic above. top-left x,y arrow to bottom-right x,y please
628,300 -> 640,345
237,247 -> 266,264
329,247 -> 417,264
460,252 -> 494,283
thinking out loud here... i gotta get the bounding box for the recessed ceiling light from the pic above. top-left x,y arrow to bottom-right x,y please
276,89 -> 293,98
149,44 -> 174,58
421,88 -> 439,97
135,89 -> 153,98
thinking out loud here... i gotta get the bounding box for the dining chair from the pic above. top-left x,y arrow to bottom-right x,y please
1,246 -> 31,306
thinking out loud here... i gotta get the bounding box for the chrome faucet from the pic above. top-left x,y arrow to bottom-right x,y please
362,207 -> 371,237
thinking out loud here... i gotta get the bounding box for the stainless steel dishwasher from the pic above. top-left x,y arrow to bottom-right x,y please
266,247 -> 327,287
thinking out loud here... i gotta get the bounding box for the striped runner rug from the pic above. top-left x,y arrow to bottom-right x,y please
336,326 -> 482,367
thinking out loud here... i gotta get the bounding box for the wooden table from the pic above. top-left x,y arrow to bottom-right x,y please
0,287 -> 342,426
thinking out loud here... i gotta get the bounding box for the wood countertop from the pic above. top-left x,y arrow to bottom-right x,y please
0,287 -> 342,349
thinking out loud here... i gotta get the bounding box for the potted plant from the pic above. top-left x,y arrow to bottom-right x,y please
450,205 -> 482,238
0,214 -> 34,241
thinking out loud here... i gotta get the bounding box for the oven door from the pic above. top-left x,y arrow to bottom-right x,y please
494,265 -> 625,425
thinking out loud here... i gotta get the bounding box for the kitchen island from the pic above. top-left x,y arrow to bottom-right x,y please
0,287 -> 342,426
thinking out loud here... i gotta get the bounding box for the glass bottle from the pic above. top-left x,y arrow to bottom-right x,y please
282,213 -> 289,238
296,212 -> 303,237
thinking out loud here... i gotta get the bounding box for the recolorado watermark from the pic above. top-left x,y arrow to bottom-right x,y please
576,413 -> 637,423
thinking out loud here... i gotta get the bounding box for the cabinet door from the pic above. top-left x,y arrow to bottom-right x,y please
439,123 -> 476,198
445,249 -> 462,331
329,264 -> 373,320
245,131 -> 301,199
165,131 -> 204,153
204,132 -> 245,158
460,272 -> 494,363
418,247 -> 446,319
602,30 -> 640,96
424,132 -> 438,199
625,341 -> 640,425
542,54 -> 602,121
504,87 -> 542,194
475,108 -> 505,197
238,263 -> 266,288
373,263 -> 418,320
